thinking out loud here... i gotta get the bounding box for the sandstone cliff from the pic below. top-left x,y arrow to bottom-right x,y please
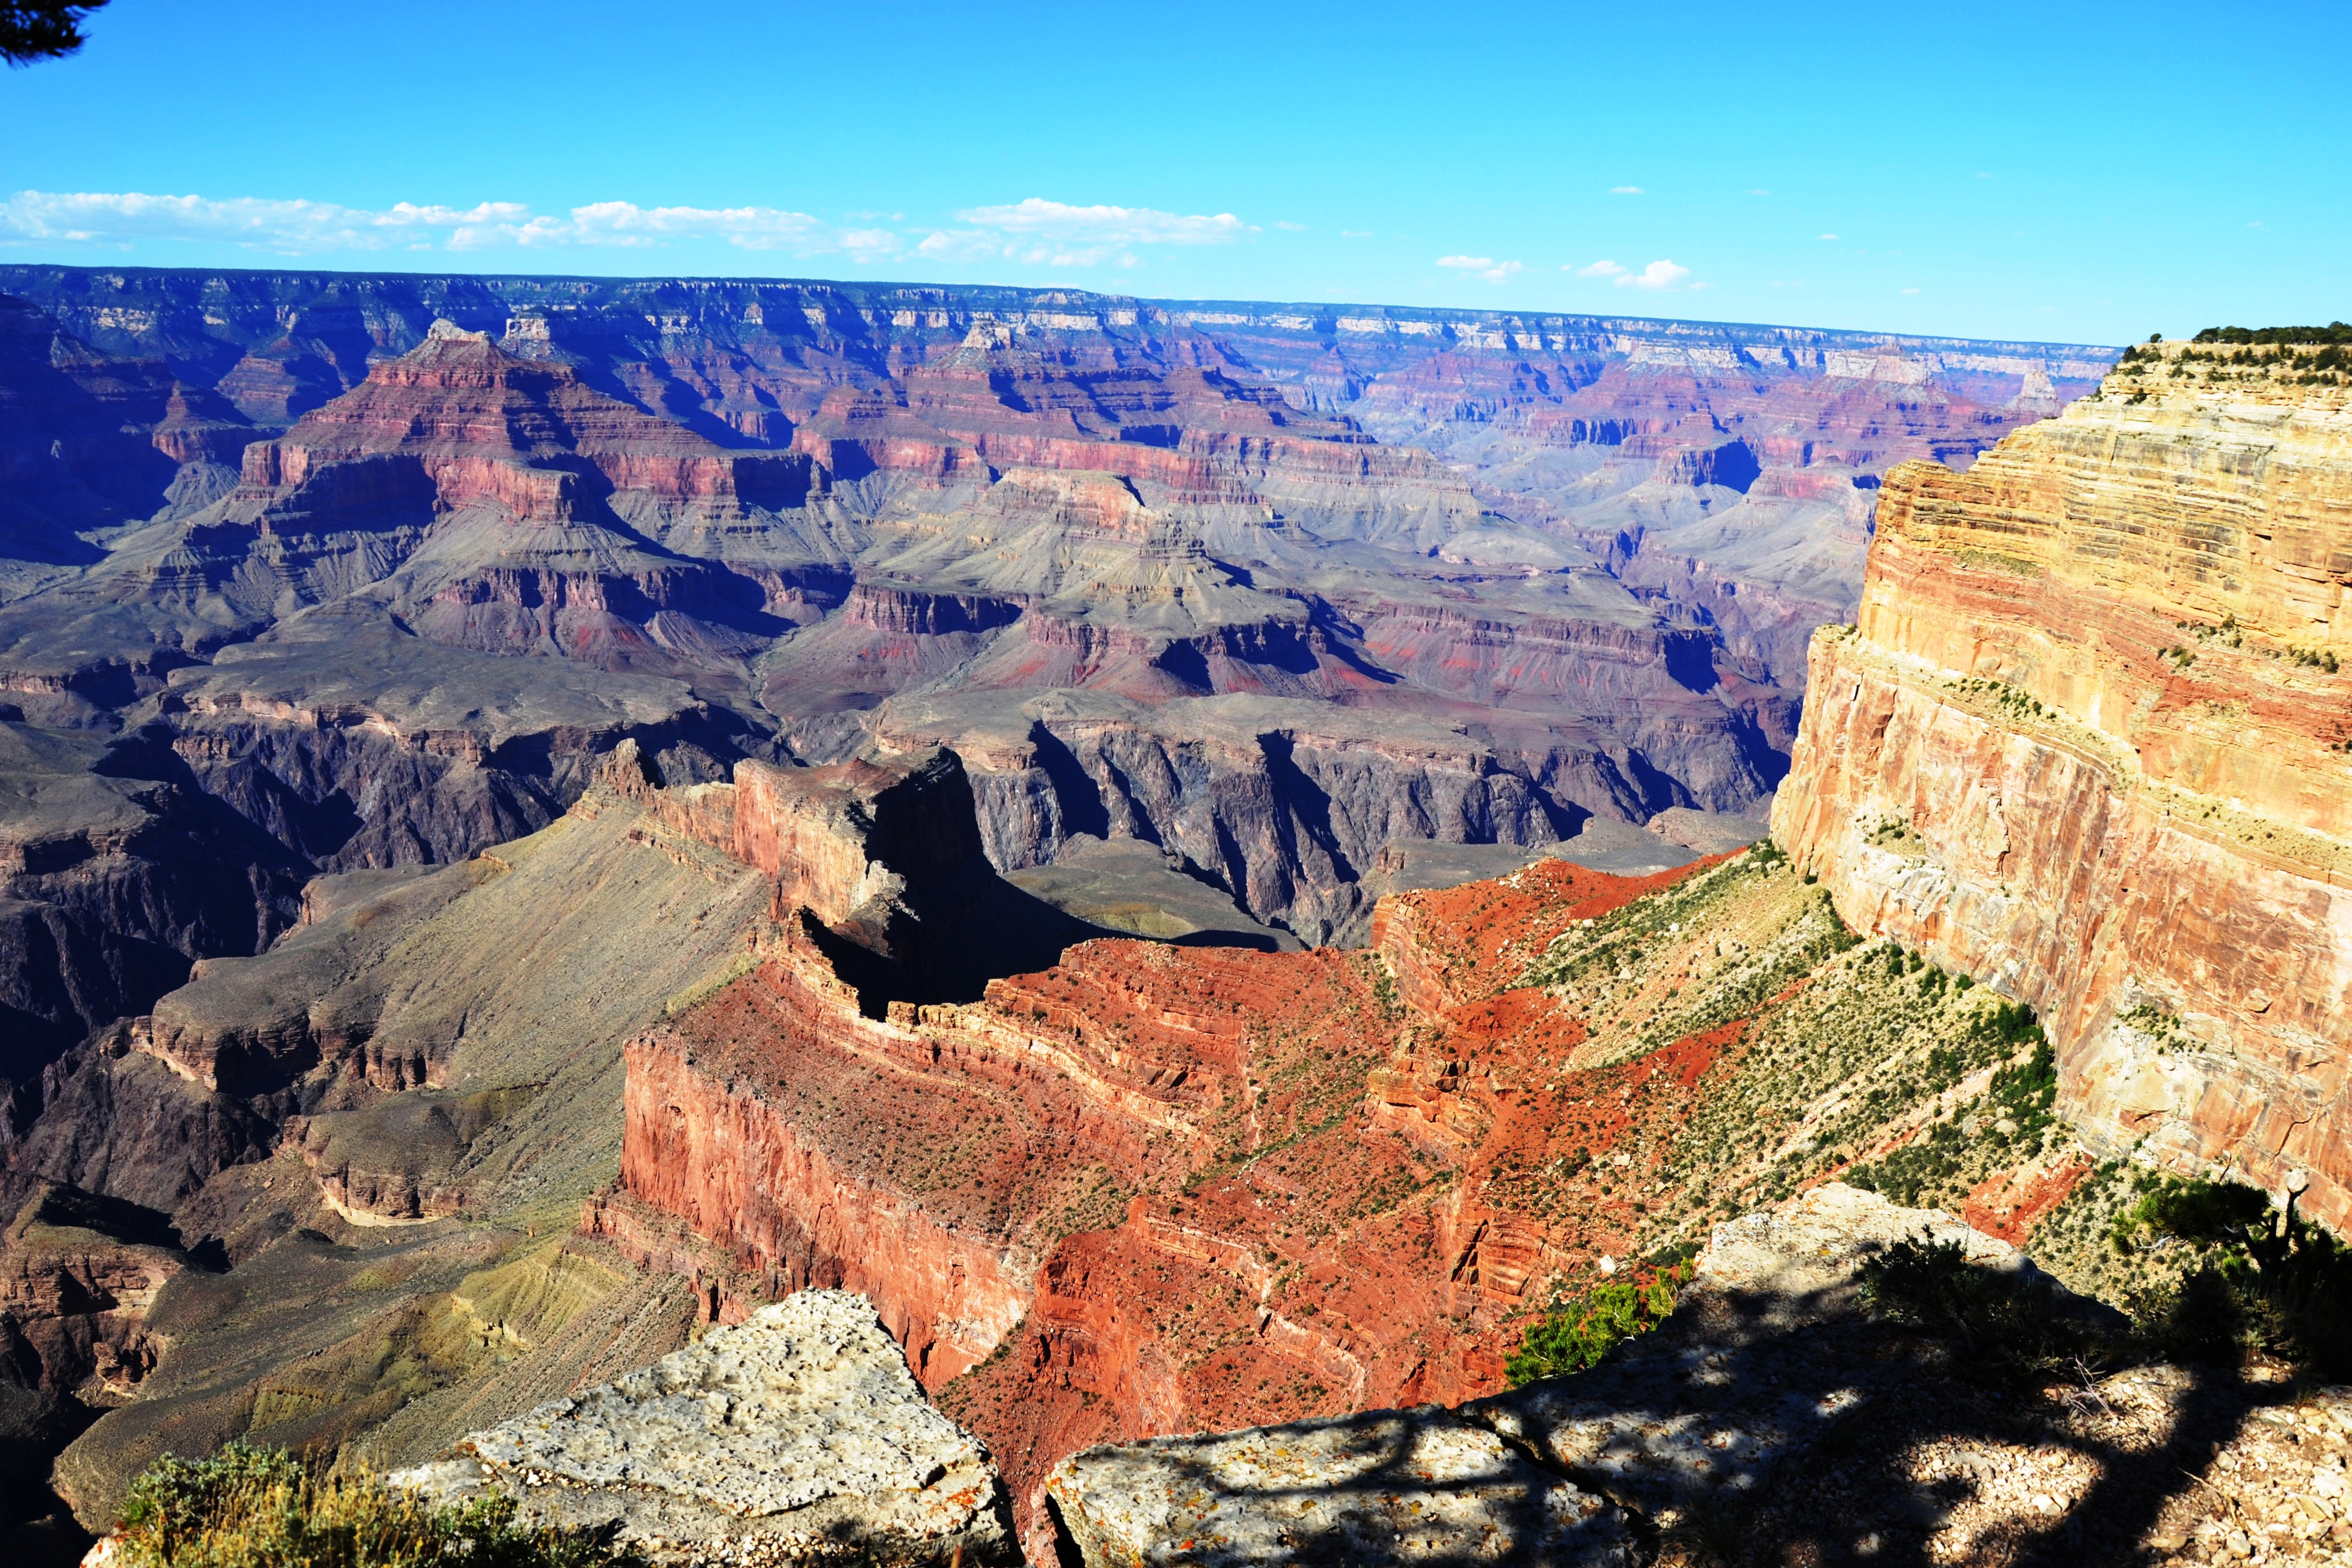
1774,340 -> 2352,1231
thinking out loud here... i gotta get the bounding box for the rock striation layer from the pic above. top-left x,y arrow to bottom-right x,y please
1773,341 -> 2352,1230
394,1289 -> 1017,1565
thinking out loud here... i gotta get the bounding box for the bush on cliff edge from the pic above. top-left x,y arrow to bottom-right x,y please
1506,1260 -> 1690,1386
2112,1175 -> 2352,1378
112,1443 -> 638,1568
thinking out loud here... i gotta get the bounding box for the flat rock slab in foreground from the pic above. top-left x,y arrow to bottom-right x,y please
1047,1405 -> 1632,1567
393,1290 -> 1016,1565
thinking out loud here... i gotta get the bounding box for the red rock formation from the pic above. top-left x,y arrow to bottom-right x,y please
0,1184 -> 185,1405
240,323 -> 811,524
607,828 -> 1763,1557
1774,341 -> 2352,1228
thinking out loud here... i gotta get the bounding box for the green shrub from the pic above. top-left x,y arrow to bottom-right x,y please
1858,1235 -> 2098,1383
1506,1264 -> 1687,1385
2194,323 -> 2352,346
2114,1176 -> 2352,1377
116,1443 -> 637,1568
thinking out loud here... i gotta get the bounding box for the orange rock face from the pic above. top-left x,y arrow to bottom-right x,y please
1774,342 -> 2352,1228
241,324 -> 810,524
610,849 -> 1756,1558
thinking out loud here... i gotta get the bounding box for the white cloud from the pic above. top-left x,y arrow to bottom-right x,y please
1747,188 -> 1772,197
1340,229 -> 1373,238
522,201 -> 838,251
0,189 -> 884,258
1615,259 -> 1690,290
0,190 -> 533,253
1273,220 -> 1307,231
1437,254 -> 1522,282
914,197 -> 1256,267
1574,259 -> 1627,278
1819,232 -> 1839,240
0,189 -> 1262,270
1610,185 -> 1645,195
1901,286 -> 1921,296
956,197 -> 1251,246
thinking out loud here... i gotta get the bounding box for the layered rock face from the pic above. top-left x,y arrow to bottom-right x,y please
1774,342 -> 2352,1229
0,1183 -> 186,1409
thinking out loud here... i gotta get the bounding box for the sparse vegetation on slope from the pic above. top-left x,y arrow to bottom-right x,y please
113,1444 -> 635,1568
2194,323 -> 2352,346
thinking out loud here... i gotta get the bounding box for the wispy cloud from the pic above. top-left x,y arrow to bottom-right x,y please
1610,185 -> 1645,195
0,189 -> 868,256
1571,258 -> 1692,290
1901,286 -> 1921,296
1747,188 -> 1772,197
1437,254 -> 1523,282
1340,229 -> 1373,238
1819,232 -> 1840,241
0,189 -> 1260,270
1272,220 -> 1307,232
917,198 -> 1255,267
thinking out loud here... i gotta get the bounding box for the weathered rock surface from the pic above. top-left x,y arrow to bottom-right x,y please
1466,1183 -> 2032,1508
0,1182 -> 187,1408
394,1291 -> 1015,1566
1046,1406 -> 1632,1567
34,783 -> 797,1525
1774,342 -> 2352,1230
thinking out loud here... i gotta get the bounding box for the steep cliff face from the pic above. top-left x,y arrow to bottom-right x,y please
1774,341 -> 2352,1228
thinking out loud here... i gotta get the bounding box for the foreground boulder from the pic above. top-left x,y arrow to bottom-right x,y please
392,1290 -> 1016,1565
1465,1180 -> 2038,1508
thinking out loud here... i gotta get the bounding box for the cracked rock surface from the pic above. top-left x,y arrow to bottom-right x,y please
392,1290 -> 1016,1565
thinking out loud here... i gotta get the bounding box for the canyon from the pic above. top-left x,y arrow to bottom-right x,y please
36,270 -> 2352,1564
0,267 -> 2109,1087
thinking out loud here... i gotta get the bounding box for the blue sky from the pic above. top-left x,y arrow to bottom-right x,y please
2,0 -> 2343,345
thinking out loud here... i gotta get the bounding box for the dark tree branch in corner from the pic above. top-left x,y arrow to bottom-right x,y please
1,0 -> 109,65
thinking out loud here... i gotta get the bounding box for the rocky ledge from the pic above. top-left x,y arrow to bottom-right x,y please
391,1290 -> 1017,1566
1043,1183 -> 2342,1566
